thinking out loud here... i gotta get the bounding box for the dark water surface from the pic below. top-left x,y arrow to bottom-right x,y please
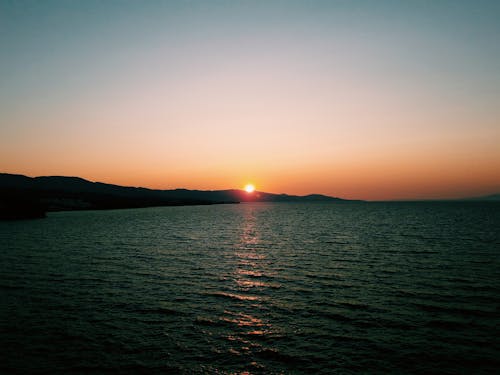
1,202 -> 499,374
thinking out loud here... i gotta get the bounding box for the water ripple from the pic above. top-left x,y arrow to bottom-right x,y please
1,202 -> 499,373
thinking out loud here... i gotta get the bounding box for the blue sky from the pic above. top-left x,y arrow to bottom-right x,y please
1,0 -> 499,199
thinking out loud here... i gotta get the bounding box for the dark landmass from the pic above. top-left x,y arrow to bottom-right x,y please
165,189 -> 349,203
0,173 -> 349,219
0,192 -> 46,220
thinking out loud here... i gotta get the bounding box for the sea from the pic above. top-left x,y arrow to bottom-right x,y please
1,202 -> 499,374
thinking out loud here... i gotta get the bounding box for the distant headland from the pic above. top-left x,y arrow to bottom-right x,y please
0,173 -> 351,219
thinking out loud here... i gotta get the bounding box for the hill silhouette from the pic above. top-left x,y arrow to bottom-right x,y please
0,173 -> 349,218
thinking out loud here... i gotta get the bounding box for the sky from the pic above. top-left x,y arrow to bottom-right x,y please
1,0 -> 499,200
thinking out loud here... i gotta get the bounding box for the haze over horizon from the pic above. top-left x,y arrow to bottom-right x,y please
1,1 -> 499,200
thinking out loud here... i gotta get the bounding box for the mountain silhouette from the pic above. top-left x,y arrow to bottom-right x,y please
0,173 -> 350,219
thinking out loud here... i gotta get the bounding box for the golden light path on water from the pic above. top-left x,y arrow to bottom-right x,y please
218,204 -> 281,373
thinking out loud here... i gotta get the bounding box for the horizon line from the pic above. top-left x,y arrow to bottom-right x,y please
2,171 -> 499,203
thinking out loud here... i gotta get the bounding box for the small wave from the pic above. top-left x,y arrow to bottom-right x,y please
136,307 -> 186,316
317,311 -> 354,322
235,278 -> 281,289
305,273 -> 343,281
236,269 -> 264,278
336,301 -> 377,311
221,311 -> 265,327
413,303 -> 496,318
195,316 -> 222,327
256,348 -> 308,366
0,284 -> 24,290
235,269 -> 276,280
151,307 -> 186,315
425,319 -> 470,330
208,291 -> 260,301
235,252 -> 266,260
241,329 -> 273,337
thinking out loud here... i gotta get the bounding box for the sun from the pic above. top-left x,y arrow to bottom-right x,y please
244,184 -> 255,193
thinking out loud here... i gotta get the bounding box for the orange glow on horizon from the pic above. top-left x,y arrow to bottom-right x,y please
2,146 -> 500,201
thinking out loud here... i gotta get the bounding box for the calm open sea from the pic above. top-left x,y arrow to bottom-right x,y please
1,202 -> 499,374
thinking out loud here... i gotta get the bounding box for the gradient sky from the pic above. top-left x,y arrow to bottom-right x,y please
1,0 -> 499,200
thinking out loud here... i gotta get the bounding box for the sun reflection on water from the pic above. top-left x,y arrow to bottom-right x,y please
219,205 -> 280,372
